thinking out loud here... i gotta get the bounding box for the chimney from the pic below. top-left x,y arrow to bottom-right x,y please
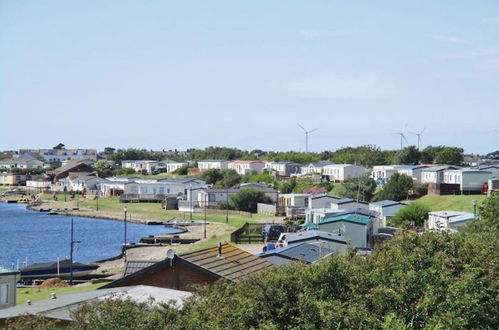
217,242 -> 222,257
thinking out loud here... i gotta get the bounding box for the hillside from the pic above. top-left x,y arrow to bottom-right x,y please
410,194 -> 487,212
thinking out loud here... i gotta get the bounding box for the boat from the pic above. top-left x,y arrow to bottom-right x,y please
165,219 -> 201,226
20,259 -> 99,280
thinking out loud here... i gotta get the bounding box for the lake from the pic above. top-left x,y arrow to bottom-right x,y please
0,203 -> 181,268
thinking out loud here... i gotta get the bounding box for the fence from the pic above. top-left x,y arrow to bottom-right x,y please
257,203 -> 277,216
230,222 -> 265,244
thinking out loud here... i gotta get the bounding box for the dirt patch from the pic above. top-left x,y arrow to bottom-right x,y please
38,278 -> 70,288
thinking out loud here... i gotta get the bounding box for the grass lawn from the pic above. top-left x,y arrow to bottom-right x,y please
411,194 -> 487,212
17,283 -> 105,305
41,194 -> 275,229
0,186 -> 9,193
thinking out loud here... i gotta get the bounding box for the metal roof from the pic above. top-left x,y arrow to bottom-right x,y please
369,200 -> 405,207
334,208 -> 380,218
0,266 -> 20,275
281,230 -> 346,245
123,260 -> 158,277
321,214 -> 372,225
258,242 -> 333,264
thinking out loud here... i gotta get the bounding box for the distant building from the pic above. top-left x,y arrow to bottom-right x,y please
371,165 -> 428,184
318,214 -> 379,250
330,198 -> 369,211
369,200 -> 407,227
300,161 -> 335,176
0,158 -> 44,169
322,164 -> 366,182
427,211 -> 476,231
121,160 -> 158,174
197,160 -> 229,171
264,161 -> 301,177
228,160 -> 265,175
19,148 -> 97,163
442,169 -> 492,194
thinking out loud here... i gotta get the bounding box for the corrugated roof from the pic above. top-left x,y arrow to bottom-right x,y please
258,243 -> 333,264
179,243 -> 274,282
123,260 -> 158,277
0,266 -> 20,275
370,200 -> 405,207
321,214 -> 372,225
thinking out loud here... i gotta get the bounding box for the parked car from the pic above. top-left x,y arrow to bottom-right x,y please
262,224 -> 285,240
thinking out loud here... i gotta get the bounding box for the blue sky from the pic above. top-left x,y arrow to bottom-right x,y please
1,1 -> 498,154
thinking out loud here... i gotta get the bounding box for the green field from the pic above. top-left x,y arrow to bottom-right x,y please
411,194 -> 487,212
17,283 -> 105,305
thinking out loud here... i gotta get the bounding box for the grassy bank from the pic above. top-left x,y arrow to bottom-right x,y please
17,283 -> 105,305
411,194 -> 486,212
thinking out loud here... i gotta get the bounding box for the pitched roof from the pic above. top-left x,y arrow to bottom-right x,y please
179,243 -> 274,282
333,208 -> 379,218
281,230 -> 346,245
123,260 -> 158,277
0,266 -> 20,275
370,200 -> 405,207
321,214 -> 373,225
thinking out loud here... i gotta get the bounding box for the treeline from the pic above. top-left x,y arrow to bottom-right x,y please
12,194 -> 498,329
103,145 -> 466,167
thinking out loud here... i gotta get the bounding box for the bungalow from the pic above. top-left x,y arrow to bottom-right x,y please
228,160 -> 265,175
164,160 -> 188,173
308,194 -> 341,209
305,207 -> 379,225
123,178 -> 207,197
442,169 -> 493,194
330,198 -> 369,211
0,267 -> 20,309
19,148 -> 97,163
196,186 -> 278,208
371,165 -> 428,184
427,211 -> 476,231
197,160 -> 229,171
0,158 -> 44,169
421,165 -> 462,195
275,230 -> 348,253
322,164 -> 366,182
46,161 -> 95,184
59,173 -> 109,192
264,161 -> 301,177
300,161 -> 335,176
318,214 -> 378,249
121,160 -> 159,174
369,200 -> 407,227
101,243 -> 274,291
477,165 -> 499,178
278,193 -> 311,218
258,242 -> 334,265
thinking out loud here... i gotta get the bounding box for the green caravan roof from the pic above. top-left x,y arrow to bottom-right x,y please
320,214 -> 372,225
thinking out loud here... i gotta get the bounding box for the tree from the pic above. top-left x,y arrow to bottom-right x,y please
395,146 -> 421,165
334,173 -> 377,201
215,169 -> 242,188
376,173 -> 414,201
200,169 -> 224,185
278,177 -> 297,193
434,147 -> 464,165
390,203 -> 430,228
53,143 -> 65,150
229,188 -> 273,212
174,164 -> 189,175
95,159 -> 114,177
420,145 -> 444,164
104,147 -> 116,154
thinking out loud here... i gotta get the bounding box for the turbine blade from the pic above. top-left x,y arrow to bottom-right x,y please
309,128 -> 319,134
402,134 -> 408,143
297,123 -> 307,132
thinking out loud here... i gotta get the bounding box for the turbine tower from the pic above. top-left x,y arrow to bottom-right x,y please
409,127 -> 426,150
393,132 -> 408,150
298,124 -> 319,153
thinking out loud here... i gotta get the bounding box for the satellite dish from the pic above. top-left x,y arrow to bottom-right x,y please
166,249 -> 175,260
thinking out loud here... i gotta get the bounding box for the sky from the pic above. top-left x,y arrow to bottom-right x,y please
1,1 -> 498,154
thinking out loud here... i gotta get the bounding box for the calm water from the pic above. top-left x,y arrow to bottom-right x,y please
0,203 -> 181,268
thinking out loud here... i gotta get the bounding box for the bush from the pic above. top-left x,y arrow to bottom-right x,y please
390,203 -> 430,228
229,188 -> 273,213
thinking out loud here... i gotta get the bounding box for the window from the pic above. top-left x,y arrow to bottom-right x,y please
0,283 -> 8,304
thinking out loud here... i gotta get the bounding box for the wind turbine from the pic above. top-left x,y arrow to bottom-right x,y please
392,131 -> 408,150
298,124 -> 319,153
409,127 -> 426,150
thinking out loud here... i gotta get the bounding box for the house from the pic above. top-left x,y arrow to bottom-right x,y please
318,214 -> 378,249
322,164 -> 366,182
308,194 -> 341,209
59,172 -> 109,192
0,158 -> 44,169
264,161 -> 301,177
427,211 -> 476,231
228,160 -> 265,175
123,178 -> 207,199
305,207 -> 380,225
442,169 -> 493,194
421,165 -> 461,195
369,200 -> 407,227
276,230 -> 348,253
258,243 -> 334,265
197,160 -> 229,171
0,267 -> 20,309
164,160 -> 188,173
330,198 -> 369,211
0,173 -> 26,186
477,165 -> 499,178
121,160 -> 159,174
0,285 -> 191,325
371,165 -> 428,184
20,148 -> 97,163
101,243 -> 274,291
488,179 -> 499,196
46,161 -> 95,184
278,193 -> 311,218
300,161 -> 335,176
195,186 -> 279,208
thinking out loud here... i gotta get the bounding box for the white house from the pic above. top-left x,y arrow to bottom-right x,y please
322,164 -> 366,182
195,186 -> 278,207
443,169 -> 492,193
123,178 -> 207,196
228,160 -> 265,175
371,165 -> 427,184
197,160 -> 229,171
264,161 -> 301,177
0,158 -> 44,169
330,198 -> 369,211
300,161 -> 335,176
308,194 -> 341,209
427,211 -> 476,231
276,230 -> 348,253
164,161 -> 188,173
121,160 -> 159,174
59,173 -> 110,192
20,148 -> 97,162
369,200 -> 407,227
421,165 -> 461,184
278,193 -> 311,208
